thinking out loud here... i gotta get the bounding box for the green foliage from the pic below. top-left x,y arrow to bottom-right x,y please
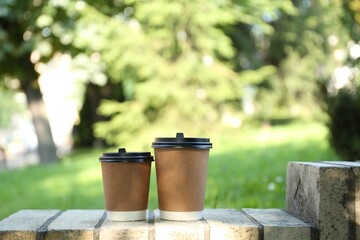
95,100 -> 149,145
1,0 -> 359,157
345,0 -> 360,40
319,0 -> 360,161
0,0 -> 107,82
257,0 -> 349,120
326,86 -> 360,160
0,0 -> 40,77
92,0 -> 297,146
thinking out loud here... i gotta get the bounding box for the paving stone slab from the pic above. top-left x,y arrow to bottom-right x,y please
287,162 -> 353,240
0,210 -> 60,240
46,209 -> 104,239
153,209 -> 208,240
99,210 -> 154,240
203,209 -> 259,240
243,208 -> 312,240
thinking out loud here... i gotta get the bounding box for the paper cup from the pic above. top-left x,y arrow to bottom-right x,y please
152,133 -> 212,220
99,148 -> 153,221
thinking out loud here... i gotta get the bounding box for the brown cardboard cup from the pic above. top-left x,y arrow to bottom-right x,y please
99,148 -> 153,221
152,133 -> 212,220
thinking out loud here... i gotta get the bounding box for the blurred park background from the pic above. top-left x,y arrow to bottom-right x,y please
1,0 -> 360,220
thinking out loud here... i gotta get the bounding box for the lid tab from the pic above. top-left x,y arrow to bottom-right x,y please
176,132 -> 184,138
118,148 -> 126,154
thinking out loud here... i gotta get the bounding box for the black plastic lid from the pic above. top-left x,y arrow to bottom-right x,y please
152,133 -> 212,149
99,148 -> 154,162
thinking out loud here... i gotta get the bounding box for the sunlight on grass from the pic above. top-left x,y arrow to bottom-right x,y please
77,168 -> 102,183
0,122 -> 338,220
205,121 -> 337,209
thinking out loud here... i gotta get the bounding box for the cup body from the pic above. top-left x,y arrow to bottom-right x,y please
152,133 -> 212,220
99,148 -> 153,221
155,148 -> 209,220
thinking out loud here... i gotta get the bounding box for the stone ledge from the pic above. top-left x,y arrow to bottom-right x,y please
0,209 -> 312,240
286,161 -> 360,240
0,210 -> 61,240
243,208 -> 313,240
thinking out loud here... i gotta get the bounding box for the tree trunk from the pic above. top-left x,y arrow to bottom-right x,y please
19,54 -> 58,164
74,83 -> 101,147
23,84 -> 58,164
74,82 -> 124,147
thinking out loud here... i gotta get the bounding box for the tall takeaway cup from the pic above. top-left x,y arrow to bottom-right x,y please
152,133 -> 212,220
99,148 -> 153,221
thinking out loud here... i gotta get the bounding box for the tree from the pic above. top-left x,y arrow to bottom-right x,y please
89,0 -> 296,146
0,0 -> 115,157
0,0 -> 58,163
320,0 -> 360,160
251,0 -> 350,121
73,81 -> 125,147
4,0 -> 354,155
345,0 -> 360,41
1,0 -> 138,151
227,0 -> 298,121
325,86 -> 360,160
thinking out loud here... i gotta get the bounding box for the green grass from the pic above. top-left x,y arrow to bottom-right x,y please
0,121 -> 338,220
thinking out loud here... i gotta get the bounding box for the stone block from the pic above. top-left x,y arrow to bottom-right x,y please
322,161 -> 360,240
243,208 -> 312,240
46,209 -> 104,239
153,209 -> 208,240
286,162 -> 354,240
99,210 -> 154,240
0,209 -> 60,240
203,209 -> 259,240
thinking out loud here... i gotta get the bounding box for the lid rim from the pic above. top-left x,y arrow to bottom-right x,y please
152,144 -> 212,149
99,148 -> 154,162
99,156 -> 154,162
99,159 -> 153,163
101,154 -> 152,157
152,142 -> 212,145
154,138 -> 210,142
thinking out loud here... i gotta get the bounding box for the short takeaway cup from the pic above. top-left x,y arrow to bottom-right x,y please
99,148 -> 153,221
